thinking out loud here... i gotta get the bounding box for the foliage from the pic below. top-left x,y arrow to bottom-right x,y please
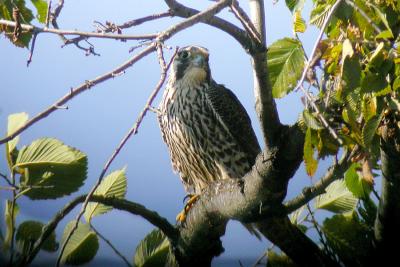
133,229 -> 174,267
59,221 -> 99,265
84,168 -> 127,222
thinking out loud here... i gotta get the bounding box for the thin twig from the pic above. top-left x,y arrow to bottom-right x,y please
56,45 -> 177,267
230,0 -> 261,44
0,44 -> 156,145
285,147 -> 358,213
306,204 -> 331,254
118,10 -> 173,29
45,0 -> 52,27
26,32 -> 38,66
0,172 -> 13,187
90,223 -> 133,267
8,174 -> 16,266
292,0 -> 344,144
344,0 -> 382,34
0,0 -> 232,146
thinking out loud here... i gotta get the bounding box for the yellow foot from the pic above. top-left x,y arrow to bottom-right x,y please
176,194 -> 200,223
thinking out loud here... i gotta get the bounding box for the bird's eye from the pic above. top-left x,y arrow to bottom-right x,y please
180,51 -> 189,59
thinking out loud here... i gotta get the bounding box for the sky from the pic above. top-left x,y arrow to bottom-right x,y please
0,0 -> 324,266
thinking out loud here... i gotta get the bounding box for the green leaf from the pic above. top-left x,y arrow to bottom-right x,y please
285,0 -> 305,12
293,10 -> 306,33
60,221 -> 99,265
266,249 -> 296,267
15,138 -> 87,199
315,179 -> 358,213
267,38 -> 305,98
84,168 -> 127,222
0,0 -> 34,48
361,71 -> 388,94
16,220 -> 58,255
322,213 -> 373,266
393,76 -> 400,91
310,1 -> 333,28
362,111 -> 383,147
341,39 -> 354,60
289,205 -> 306,225
30,0 -> 48,23
304,128 -> 318,177
344,163 -> 371,199
4,200 -> 19,249
134,229 -> 170,267
341,57 -> 361,94
300,110 -> 323,130
6,112 -> 28,154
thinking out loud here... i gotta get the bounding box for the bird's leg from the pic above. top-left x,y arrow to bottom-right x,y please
176,194 -> 200,223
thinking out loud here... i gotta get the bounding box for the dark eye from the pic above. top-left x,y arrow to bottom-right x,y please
180,51 -> 189,59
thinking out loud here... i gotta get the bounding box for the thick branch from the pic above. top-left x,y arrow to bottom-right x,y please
164,0 -> 254,52
248,0 -> 281,149
20,195 -> 178,267
175,126 -> 337,266
373,116 -> 400,260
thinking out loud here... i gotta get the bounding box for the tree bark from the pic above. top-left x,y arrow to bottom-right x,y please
373,114 -> 400,261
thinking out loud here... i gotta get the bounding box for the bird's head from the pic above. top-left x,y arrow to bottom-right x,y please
172,46 -> 210,84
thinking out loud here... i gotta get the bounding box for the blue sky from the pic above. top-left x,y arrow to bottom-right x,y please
0,1 -> 324,266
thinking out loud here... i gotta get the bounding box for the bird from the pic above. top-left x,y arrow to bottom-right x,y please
158,46 -> 261,231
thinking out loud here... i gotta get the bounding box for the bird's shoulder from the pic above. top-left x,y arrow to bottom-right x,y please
205,80 -> 261,158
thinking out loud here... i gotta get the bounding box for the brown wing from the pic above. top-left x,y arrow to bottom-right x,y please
205,81 -> 261,164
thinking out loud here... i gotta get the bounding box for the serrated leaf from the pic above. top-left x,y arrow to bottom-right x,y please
134,229 -> 170,267
310,1 -> 334,28
84,168 -> 127,222
6,112 -> 28,154
285,0 -> 305,12
322,213 -> 373,266
361,95 -> 377,121
30,0 -> 48,23
15,138 -> 87,199
60,221 -> 99,265
341,57 -> 361,93
4,200 -> 19,249
293,10 -> 306,33
301,110 -> 323,130
315,179 -> 358,213
369,42 -> 385,68
362,111 -> 383,147
304,128 -> 318,177
267,38 -> 305,98
16,220 -> 58,254
344,163 -> 371,199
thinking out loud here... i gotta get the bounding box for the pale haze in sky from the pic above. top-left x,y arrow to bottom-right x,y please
0,1 -> 321,266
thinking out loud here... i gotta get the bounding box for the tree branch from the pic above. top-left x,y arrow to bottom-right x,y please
19,195 -> 178,267
55,44 -> 176,266
0,0 -> 233,146
248,0 -> 281,149
164,0 -> 254,52
174,125 -> 337,266
373,115 -> 400,261
285,147 -> 356,213
0,19 -> 158,40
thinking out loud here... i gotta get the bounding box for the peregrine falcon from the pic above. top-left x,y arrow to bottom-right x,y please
158,45 -> 260,222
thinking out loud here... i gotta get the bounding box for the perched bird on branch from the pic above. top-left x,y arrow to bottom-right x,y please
158,46 -> 260,235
